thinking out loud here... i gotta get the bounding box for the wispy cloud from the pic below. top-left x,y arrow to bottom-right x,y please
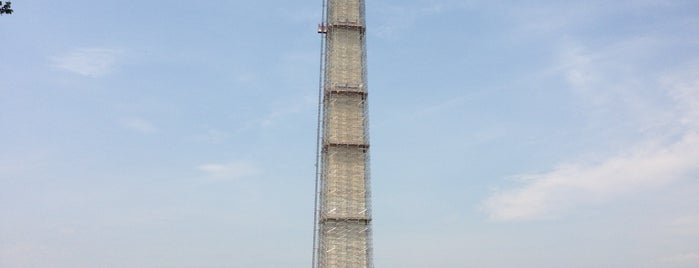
50,48 -> 122,77
0,243 -> 52,268
372,2 -> 452,38
658,252 -> 699,266
118,117 -> 158,134
482,41 -> 699,221
191,129 -> 229,144
483,133 -> 699,221
668,215 -> 699,236
197,161 -> 260,181
0,151 -> 50,181
256,95 -> 314,128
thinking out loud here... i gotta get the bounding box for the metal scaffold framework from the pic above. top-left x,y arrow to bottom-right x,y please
312,0 -> 373,267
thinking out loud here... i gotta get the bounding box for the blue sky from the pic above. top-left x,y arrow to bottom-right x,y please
2,0 -> 699,267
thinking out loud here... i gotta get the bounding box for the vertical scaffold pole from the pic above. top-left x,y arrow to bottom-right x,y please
311,0 -> 327,267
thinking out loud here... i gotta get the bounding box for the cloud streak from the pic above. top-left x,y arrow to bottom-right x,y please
658,252 -> 699,266
372,2 -> 452,38
50,48 -> 122,77
668,215 -> 699,236
197,161 -> 260,181
484,132 -> 699,221
482,42 -> 699,221
118,117 -> 158,134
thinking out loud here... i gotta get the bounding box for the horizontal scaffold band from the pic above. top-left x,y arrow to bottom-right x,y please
323,143 -> 369,149
328,23 -> 366,33
320,217 -> 372,223
325,89 -> 368,96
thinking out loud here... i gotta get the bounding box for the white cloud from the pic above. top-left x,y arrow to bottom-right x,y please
658,252 -> 699,266
255,95 -> 314,128
0,152 -> 47,179
197,161 -> 260,181
235,72 -> 258,84
372,2 -> 452,38
118,117 -> 158,134
667,215 -> 699,236
482,45 -> 699,221
483,132 -> 699,221
0,243 -> 53,268
663,69 -> 699,129
191,129 -> 229,144
50,48 -> 122,77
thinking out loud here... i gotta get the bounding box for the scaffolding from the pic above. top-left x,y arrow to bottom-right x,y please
312,0 -> 373,268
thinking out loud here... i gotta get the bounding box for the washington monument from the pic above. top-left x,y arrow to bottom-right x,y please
311,0 -> 374,267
